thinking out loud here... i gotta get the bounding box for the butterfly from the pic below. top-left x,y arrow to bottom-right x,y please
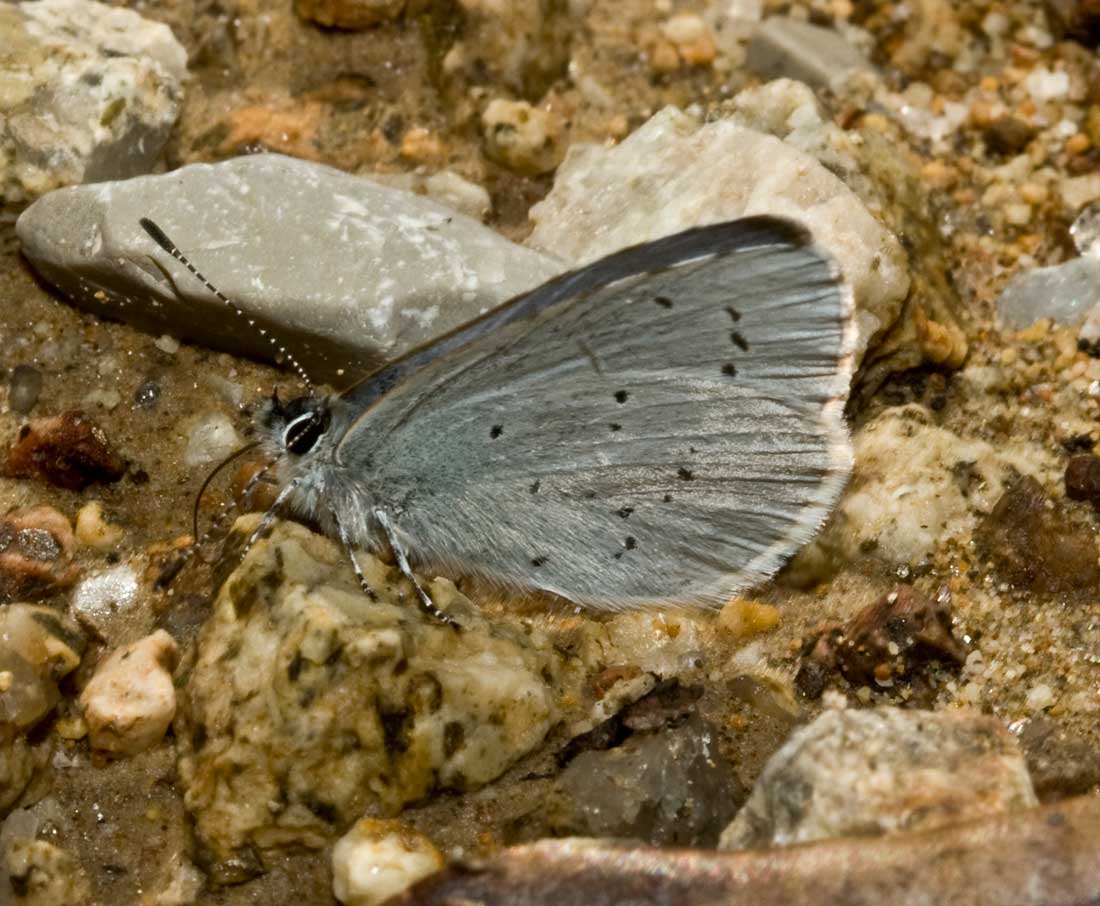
142,216 -> 854,626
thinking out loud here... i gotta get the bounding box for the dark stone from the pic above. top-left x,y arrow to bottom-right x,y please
1065,454 -> 1100,507
975,475 -> 1100,594
2,410 -> 125,491
542,714 -> 744,847
1045,0 -> 1100,46
983,117 -> 1037,156
1019,717 -> 1100,798
796,585 -> 966,695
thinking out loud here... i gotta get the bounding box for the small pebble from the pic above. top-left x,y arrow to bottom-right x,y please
75,501 -> 125,551
1065,454 -> 1100,506
133,380 -> 161,409
184,413 -> 242,467
1026,684 -> 1056,711
1071,200 -> 1100,256
332,818 -> 444,906
9,365 -> 43,414
80,629 -> 179,756
718,598 -> 780,640
2,410 -> 126,491
481,99 -> 565,176
82,388 -> 121,410
154,334 -> 180,355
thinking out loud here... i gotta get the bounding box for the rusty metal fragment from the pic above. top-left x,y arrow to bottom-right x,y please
393,795 -> 1100,906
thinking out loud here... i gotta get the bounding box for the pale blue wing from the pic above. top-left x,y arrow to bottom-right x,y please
336,217 -> 855,609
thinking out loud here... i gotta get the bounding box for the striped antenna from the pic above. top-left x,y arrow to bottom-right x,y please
139,218 -> 314,390
155,453 -> 280,588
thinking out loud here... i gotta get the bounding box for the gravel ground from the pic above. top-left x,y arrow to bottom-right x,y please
4,0 -> 1100,904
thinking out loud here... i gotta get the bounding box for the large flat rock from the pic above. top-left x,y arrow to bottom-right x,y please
16,154 -> 564,385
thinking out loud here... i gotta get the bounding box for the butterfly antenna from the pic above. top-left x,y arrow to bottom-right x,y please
192,440 -> 264,542
156,447 -> 277,589
139,218 -> 315,391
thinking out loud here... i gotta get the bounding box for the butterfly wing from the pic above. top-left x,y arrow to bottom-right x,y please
337,217 -> 855,609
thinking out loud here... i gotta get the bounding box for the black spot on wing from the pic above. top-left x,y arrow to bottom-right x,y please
655,296 -> 673,309
678,467 -> 694,481
531,555 -> 548,567
490,425 -> 503,438
726,305 -> 741,321
624,536 -> 636,550
722,363 -> 737,376
617,506 -> 634,519
529,479 -> 540,494
610,423 -> 622,432
730,331 -> 749,351
614,390 -> 629,404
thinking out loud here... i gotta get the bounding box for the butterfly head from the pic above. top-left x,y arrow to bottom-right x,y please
262,390 -> 334,459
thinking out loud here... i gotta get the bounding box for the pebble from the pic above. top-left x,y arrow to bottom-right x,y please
0,604 -> 85,811
544,713 -> 742,846
70,563 -> 140,641
719,707 -> 1037,849
481,99 -> 566,176
976,474 -> 1100,594
983,116 -> 1036,156
154,335 -> 180,355
8,366 -> 43,414
1045,0 -> 1100,46
0,506 -> 80,603
0,0 -> 186,206
74,501 -> 124,550
818,404 -> 1055,568
528,97 -> 909,373
796,586 -> 965,697
331,819 -> 443,906
2,410 -> 126,491
1026,683 -> 1056,711
133,380 -> 161,409
2,838 -> 90,904
294,0 -> 405,28
423,170 -> 492,222
81,388 -> 121,411
996,257 -> 1100,328
745,17 -> 873,91
1060,172 -> 1100,209
16,155 -> 561,384
179,517 -> 586,873
1022,66 -> 1070,103
183,413 -> 242,468
1070,200 -> 1100,256
79,629 -> 179,756
1065,454 -> 1100,506
717,599 -> 780,640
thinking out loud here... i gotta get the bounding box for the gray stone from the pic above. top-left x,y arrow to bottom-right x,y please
1,0 -> 186,206
996,256 -> 1100,328
527,102 -> 910,372
719,706 -> 1037,850
16,154 -> 564,385
544,714 -> 743,847
746,17 -> 873,92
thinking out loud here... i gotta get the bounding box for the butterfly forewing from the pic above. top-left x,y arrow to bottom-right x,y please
337,217 -> 854,609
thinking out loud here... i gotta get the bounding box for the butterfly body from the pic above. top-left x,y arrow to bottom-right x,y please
254,216 -> 855,612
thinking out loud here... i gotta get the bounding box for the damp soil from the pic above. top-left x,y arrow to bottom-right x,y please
5,0 -> 1100,904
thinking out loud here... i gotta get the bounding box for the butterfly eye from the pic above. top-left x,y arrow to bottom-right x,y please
284,412 -> 326,455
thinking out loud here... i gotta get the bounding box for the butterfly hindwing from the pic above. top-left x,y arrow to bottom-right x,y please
337,217 -> 854,609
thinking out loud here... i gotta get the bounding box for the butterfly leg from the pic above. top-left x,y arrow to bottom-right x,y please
331,509 -> 377,601
374,510 -> 461,630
